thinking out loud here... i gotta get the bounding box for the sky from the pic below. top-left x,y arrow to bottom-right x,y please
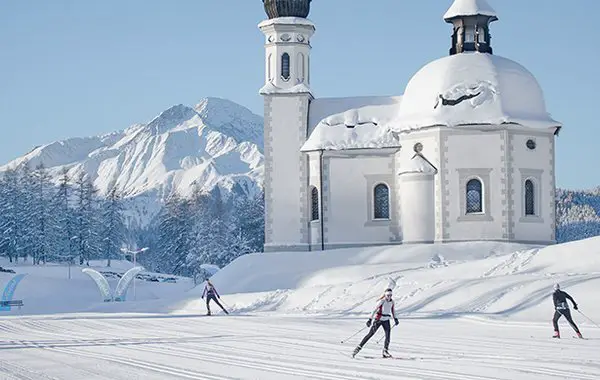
1,0 -> 599,190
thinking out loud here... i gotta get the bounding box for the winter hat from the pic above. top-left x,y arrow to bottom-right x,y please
553,283 -> 560,291
384,288 -> 393,297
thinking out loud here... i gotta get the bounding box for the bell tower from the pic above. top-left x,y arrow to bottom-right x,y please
259,0 -> 315,252
444,0 -> 498,55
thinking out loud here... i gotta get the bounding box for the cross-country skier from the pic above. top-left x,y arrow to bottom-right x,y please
552,283 -> 582,339
352,288 -> 399,358
201,279 -> 229,316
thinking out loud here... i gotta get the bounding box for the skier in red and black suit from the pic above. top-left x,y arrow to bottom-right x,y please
552,283 -> 582,339
201,279 -> 229,316
352,288 -> 399,358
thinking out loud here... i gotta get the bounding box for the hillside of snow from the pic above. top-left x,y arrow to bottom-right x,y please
206,238 -> 600,323
0,97 -> 264,227
1,239 -> 599,379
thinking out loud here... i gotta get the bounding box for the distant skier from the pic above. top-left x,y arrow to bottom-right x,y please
552,283 -> 582,339
201,279 -> 229,316
352,288 -> 399,358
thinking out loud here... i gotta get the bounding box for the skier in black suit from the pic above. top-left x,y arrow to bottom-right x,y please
552,283 -> 582,339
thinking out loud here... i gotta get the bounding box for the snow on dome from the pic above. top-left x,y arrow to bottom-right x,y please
443,0 -> 498,21
301,96 -> 402,151
393,52 -> 561,132
398,154 -> 438,175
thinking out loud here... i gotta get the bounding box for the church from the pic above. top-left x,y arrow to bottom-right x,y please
258,0 -> 562,252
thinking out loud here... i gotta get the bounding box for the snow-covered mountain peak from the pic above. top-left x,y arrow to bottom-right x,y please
194,97 -> 263,146
145,104 -> 199,135
0,97 -> 265,228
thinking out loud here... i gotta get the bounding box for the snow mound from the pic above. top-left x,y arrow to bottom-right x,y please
207,238 -> 600,323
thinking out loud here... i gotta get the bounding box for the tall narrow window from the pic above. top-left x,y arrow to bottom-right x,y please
267,53 -> 272,81
525,179 -> 535,216
466,179 -> 483,213
281,53 -> 290,81
297,53 -> 305,83
373,183 -> 390,219
311,186 -> 319,221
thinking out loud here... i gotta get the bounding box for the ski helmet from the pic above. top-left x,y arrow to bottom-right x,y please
553,283 -> 560,291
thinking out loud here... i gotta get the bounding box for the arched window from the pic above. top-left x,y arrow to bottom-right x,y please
373,183 -> 390,219
525,179 -> 535,216
297,53 -> 305,82
311,186 -> 319,221
267,53 -> 272,81
281,53 -> 290,80
466,179 -> 483,213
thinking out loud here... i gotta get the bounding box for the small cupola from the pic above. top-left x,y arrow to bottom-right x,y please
443,0 -> 498,55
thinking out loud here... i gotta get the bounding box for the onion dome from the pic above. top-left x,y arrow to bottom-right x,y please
263,0 -> 311,19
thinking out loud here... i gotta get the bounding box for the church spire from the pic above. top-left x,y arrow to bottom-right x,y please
443,0 -> 498,55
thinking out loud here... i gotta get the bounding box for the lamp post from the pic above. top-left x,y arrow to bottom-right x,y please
120,247 -> 149,300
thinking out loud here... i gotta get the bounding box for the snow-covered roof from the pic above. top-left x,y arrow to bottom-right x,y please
443,0 -> 498,21
302,96 -> 402,151
392,52 -> 561,133
398,154 -> 438,176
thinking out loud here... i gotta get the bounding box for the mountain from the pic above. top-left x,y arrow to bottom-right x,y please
0,97 -> 264,227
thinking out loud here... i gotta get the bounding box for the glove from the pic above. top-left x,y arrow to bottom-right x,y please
366,319 -> 372,327
394,318 -> 399,326
574,304 -> 578,310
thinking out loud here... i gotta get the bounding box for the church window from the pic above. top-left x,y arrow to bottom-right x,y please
297,53 -> 305,83
281,53 -> 290,81
267,53 -> 273,81
466,179 -> 483,213
373,183 -> 390,219
525,180 -> 535,216
311,186 -> 319,221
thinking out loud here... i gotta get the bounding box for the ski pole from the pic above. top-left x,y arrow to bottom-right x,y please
578,310 -> 600,329
341,326 -> 368,344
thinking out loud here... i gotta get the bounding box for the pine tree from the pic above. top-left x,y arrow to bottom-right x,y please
155,192 -> 195,275
50,168 -> 76,265
101,187 -> 126,267
0,168 -> 19,263
30,163 -> 53,264
73,173 -> 101,265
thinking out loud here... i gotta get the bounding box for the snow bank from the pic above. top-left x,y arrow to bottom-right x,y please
208,238 -> 600,323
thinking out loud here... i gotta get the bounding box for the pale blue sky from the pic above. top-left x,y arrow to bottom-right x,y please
1,1 -> 598,189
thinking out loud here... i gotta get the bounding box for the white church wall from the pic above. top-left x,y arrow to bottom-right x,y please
509,130 -> 556,243
399,173 -> 436,243
396,131 -> 440,240
325,153 -> 396,248
263,95 -> 312,252
443,131 -> 504,241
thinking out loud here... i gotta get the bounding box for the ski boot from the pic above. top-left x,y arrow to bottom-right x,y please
552,331 -> 560,339
382,349 -> 392,358
206,311 -> 211,316
576,332 -> 583,339
352,346 -> 361,358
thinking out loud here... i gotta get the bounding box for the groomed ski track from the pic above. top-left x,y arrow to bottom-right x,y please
0,313 -> 598,380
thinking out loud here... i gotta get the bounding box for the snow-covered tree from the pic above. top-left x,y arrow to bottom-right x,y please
30,163 -> 53,264
100,187 -> 126,267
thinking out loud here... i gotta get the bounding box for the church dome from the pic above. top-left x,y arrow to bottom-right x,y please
263,0 -> 311,19
394,52 -> 561,132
